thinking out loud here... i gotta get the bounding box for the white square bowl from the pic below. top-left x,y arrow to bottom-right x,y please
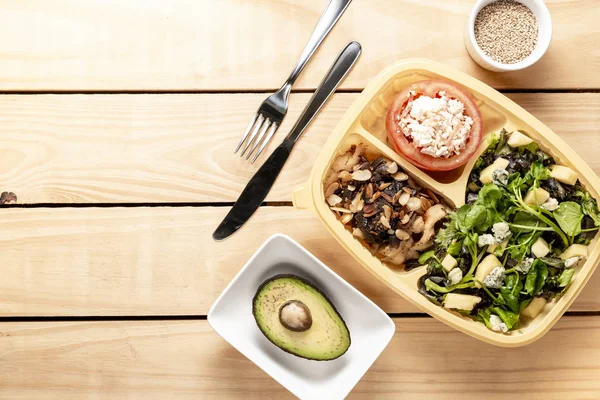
208,234 -> 395,399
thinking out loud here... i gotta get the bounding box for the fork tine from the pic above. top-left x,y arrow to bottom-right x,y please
234,113 -> 259,154
239,114 -> 265,157
245,119 -> 272,160
251,122 -> 279,164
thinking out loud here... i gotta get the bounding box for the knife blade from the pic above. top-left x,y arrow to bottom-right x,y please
213,41 -> 362,241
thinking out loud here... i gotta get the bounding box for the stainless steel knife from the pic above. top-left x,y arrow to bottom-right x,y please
213,41 -> 362,241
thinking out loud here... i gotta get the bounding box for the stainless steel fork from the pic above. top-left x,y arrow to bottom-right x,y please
234,0 -> 353,163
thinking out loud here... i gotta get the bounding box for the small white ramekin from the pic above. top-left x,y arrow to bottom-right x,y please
464,0 -> 552,72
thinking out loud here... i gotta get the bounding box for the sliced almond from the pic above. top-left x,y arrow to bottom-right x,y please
327,194 -> 342,206
401,213 -> 411,225
340,214 -> 354,224
392,191 -> 402,205
383,204 -> 393,221
403,187 -> 414,194
407,197 -> 422,212
349,193 -> 364,213
392,172 -> 409,181
380,215 -> 391,229
381,192 -> 394,203
352,169 -> 372,181
386,161 -> 399,174
330,206 -> 352,214
399,191 -> 411,206
347,185 -> 356,191
365,183 -> 374,199
379,182 -> 392,191
352,228 -> 364,239
371,191 -> 382,202
339,170 -> 353,183
325,182 -> 339,198
395,229 -> 410,241
420,197 -> 432,211
426,188 -> 440,204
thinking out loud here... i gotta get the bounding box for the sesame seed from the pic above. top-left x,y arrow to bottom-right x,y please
474,0 -> 539,65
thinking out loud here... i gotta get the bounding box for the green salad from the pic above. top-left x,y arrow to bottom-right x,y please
418,129 -> 600,333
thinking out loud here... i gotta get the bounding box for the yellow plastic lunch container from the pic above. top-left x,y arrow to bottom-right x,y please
292,59 -> 600,347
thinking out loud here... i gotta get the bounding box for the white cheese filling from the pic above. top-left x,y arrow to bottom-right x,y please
398,91 -> 474,158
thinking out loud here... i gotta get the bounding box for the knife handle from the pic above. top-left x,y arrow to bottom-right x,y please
287,41 -> 362,144
212,138 -> 294,241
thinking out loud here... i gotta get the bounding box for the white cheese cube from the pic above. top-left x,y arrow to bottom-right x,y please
489,314 -> 509,333
521,297 -> 547,319
550,165 -> 578,185
441,254 -> 458,272
531,237 -> 550,258
560,244 -> 588,260
507,130 -> 534,148
474,254 -> 502,288
524,188 -> 550,206
443,293 -> 482,311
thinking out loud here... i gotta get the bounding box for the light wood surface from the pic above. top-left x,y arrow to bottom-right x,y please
1,93 -> 599,204
1,206 -> 600,317
2,1 -> 600,398
0,1 -> 598,91
1,317 -> 599,399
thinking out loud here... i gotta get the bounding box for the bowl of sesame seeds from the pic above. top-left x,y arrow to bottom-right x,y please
465,0 -> 552,72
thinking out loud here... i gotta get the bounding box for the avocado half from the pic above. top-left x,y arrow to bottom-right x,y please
252,274 -> 351,361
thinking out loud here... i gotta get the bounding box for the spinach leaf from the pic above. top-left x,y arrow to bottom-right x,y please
534,263 -> 549,295
477,184 -> 503,208
499,288 -> 521,313
553,201 -> 583,237
558,268 -> 575,287
525,266 -> 538,295
525,260 -> 548,296
476,308 -> 493,329
457,204 -> 489,233
491,306 -> 520,329
576,190 -> 600,226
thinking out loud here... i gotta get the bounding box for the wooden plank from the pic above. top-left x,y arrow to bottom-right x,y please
1,317 -> 599,399
1,206 -> 599,316
0,1 -> 598,91
1,93 -> 599,204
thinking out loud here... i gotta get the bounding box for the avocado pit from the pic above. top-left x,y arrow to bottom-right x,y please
279,300 -> 312,332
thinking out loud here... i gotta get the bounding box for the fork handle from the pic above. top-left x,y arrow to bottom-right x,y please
286,0 -> 353,86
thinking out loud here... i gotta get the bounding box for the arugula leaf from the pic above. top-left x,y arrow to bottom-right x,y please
524,161 -> 550,186
491,306 -> 520,329
558,268 -> 575,287
435,212 -> 459,249
418,250 -> 436,265
553,202 -> 583,237
494,129 -> 507,155
576,190 -> 600,226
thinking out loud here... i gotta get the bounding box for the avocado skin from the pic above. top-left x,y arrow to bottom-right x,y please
252,274 -> 351,361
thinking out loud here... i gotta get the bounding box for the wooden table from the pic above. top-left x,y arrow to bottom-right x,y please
1,1 -> 599,398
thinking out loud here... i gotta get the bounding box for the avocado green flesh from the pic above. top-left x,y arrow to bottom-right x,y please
253,275 -> 351,361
